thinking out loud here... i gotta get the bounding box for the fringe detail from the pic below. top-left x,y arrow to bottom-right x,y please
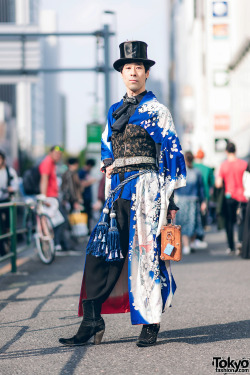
86,171 -> 152,261
106,213 -> 123,261
86,210 -> 109,258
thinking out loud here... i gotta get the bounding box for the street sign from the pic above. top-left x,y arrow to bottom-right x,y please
87,122 -> 103,144
215,138 -> 228,152
213,24 -> 229,39
214,114 -> 230,131
212,1 -> 228,17
213,70 -> 230,86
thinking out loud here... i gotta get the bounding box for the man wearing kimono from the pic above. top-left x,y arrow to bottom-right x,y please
59,41 -> 186,347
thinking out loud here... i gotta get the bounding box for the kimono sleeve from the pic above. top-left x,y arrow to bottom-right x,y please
139,104 -> 186,235
158,110 -> 186,190
134,95 -> 186,235
156,108 -> 186,235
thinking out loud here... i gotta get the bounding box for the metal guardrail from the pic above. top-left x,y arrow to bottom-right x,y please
0,201 -> 33,273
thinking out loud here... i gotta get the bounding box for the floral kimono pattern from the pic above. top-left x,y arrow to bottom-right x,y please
79,91 -> 186,325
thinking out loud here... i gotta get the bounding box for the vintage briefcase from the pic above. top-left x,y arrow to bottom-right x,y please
160,223 -> 182,261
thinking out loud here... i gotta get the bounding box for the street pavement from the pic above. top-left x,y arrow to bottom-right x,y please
0,228 -> 250,375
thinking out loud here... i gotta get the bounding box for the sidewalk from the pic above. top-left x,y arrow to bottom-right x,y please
0,227 -> 249,375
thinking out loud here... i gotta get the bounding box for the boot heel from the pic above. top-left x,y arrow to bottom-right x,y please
94,329 -> 105,345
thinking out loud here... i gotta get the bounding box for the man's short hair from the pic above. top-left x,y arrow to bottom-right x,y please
0,150 -> 6,160
185,151 -> 194,164
119,62 -> 150,73
226,142 -> 236,153
67,157 -> 79,165
86,158 -> 96,167
50,145 -> 64,152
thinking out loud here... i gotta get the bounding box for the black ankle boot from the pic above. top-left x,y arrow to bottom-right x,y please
59,300 -> 105,346
136,324 -> 160,347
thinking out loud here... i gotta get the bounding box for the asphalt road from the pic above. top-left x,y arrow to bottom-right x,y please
0,228 -> 250,375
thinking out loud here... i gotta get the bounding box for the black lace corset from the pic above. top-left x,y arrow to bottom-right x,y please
111,124 -> 157,173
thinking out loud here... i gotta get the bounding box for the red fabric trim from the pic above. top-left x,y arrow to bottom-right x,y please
78,256 -> 130,317
101,293 -> 130,314
78,274 -> 130,316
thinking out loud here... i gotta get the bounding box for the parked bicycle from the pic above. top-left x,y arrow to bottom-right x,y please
25,195 -> 56,264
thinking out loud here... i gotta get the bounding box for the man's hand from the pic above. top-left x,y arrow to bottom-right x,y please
93,200 -> 103,211
106,165 -> 114,179
167,210 -> 177,221
73,202 -> 82,211
215,176 -> 223,189
201,201 -> 207,213
81,177 -> 97,188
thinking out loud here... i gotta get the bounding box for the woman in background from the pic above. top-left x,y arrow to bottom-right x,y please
175,151 -> 206,254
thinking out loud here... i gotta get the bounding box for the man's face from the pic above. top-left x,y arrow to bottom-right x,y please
121,62 -> 149,95
69,163 -> 79,171
85,164 -> 92,171
51,150 -> 62,163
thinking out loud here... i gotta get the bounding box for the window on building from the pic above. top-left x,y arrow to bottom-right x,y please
0,85 -> 16,116
0,0 -> 15,23
29,0 -> 39,24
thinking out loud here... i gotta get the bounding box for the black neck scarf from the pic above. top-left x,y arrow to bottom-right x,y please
112,91 -> 147,133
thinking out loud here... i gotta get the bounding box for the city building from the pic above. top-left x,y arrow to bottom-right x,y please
40,9 -> 64,148
0,0 -> 65,168
169,0 -> 249,167
0,0 -> 43,164
228,0 -> 250,158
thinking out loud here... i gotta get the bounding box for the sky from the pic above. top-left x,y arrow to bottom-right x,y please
41,0 -> 169,153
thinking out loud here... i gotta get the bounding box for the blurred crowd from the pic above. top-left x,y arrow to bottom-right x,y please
0,141 -> 249,259
0,147 -> 104,255
175,142 -> 250,259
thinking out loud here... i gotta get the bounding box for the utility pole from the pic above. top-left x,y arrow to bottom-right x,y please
103,24 -> 111,118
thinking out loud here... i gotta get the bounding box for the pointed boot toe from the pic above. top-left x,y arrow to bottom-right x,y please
59,300 -> 105,347
58,336 -> 85,346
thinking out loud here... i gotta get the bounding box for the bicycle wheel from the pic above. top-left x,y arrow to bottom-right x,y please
35,214 -> 55,264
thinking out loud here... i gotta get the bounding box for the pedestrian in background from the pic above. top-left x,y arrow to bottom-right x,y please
39,145 -> 68,251
194,148 -> 215,229
0,150 -> 19,256
61,157 -> 83,213
175,151 -> 206,254
78,159 -> 97,234
215,142 -> 247,255
241,160 -> 250,259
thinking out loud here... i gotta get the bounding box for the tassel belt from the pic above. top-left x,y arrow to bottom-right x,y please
113,156 -> 156,168
86,169 -> 155,262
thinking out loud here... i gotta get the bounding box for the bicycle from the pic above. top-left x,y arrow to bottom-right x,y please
25,195 -> 55,264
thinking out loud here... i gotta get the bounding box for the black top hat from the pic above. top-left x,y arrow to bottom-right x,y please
113,41 -> 155,72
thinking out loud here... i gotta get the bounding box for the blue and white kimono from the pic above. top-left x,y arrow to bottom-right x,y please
79,91 -> 186,325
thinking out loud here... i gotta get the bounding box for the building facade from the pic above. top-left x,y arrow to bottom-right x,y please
169,0 -> 250,167
0,0 -> 43,165
0,0 -> 64,168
